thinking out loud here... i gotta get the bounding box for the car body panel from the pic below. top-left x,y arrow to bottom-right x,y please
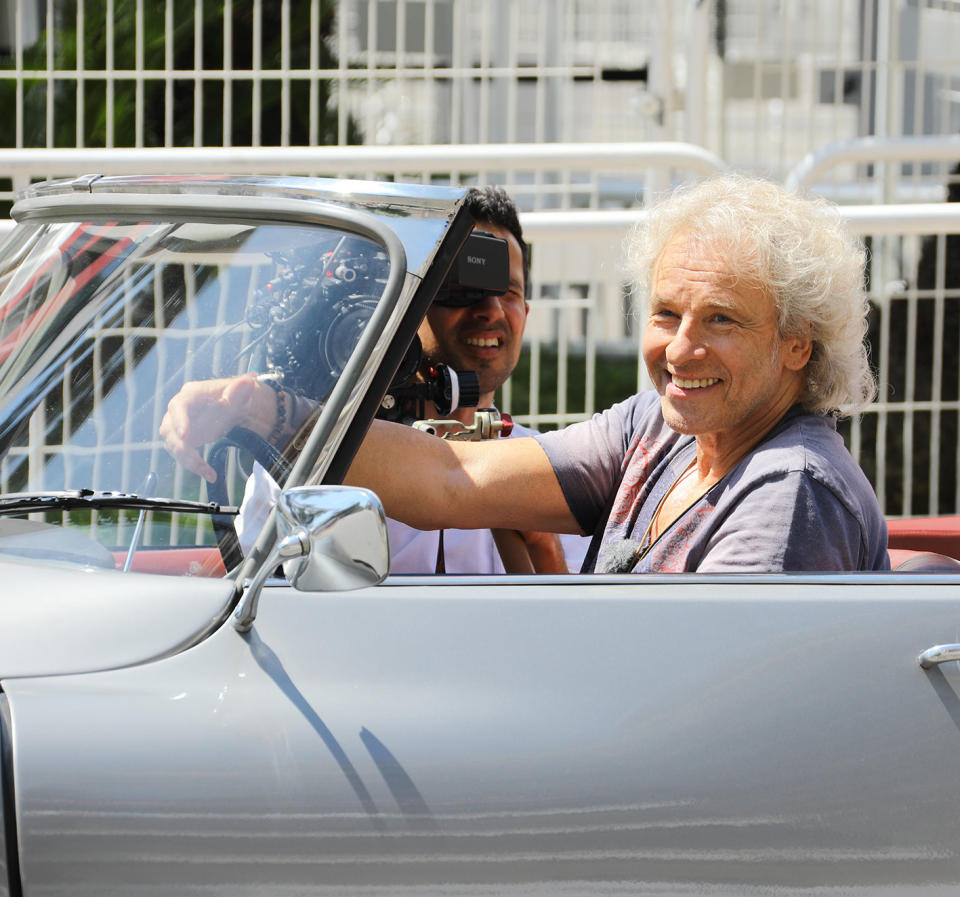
0,557 -> 234,678
5,575 -> 960,893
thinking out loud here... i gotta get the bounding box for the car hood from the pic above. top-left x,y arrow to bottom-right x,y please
0,557 -> 234,679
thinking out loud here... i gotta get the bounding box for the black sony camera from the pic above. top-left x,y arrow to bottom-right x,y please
433,231 -> 510,307
376,230 -> 508,424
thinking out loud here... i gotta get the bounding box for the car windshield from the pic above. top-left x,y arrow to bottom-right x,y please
0,217 -> 391,575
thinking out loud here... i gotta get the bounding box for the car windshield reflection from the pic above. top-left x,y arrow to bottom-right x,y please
0,218 -> 390,574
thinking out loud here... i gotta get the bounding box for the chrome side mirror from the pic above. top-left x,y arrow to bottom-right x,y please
233,486 -> 389,632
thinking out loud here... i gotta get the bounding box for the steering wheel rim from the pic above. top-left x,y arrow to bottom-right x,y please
207,427 -> 293,571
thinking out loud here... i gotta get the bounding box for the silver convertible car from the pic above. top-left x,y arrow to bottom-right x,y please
1,174 -> 959,895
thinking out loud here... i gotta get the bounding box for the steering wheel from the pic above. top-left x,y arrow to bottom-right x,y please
206,427 -> 293,571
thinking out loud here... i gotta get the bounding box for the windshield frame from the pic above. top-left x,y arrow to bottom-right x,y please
4,192 -> 415,578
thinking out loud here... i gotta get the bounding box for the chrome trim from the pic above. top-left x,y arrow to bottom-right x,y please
918,644 -> 960,669
234,486 -> 388,631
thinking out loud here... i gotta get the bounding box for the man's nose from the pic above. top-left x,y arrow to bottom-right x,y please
664,317 -> 706,364
469,292 -> 507,320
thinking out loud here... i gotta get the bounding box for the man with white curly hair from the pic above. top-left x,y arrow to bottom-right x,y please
341,175 -> 888,573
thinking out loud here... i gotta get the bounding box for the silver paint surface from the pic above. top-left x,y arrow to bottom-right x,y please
4,576 -> 960,893
0,556 -> 234,678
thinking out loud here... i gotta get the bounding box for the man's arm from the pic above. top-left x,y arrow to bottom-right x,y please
159,375 -> 279,482
160,375 -> 317,483
345,418 -> 581,535
161,376 -> 581,538
517,528 -> 571,573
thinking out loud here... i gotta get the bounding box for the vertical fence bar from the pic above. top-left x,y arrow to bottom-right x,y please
529,336 -> 541,425
777,2 -> 789,175
365,0 -> 377,147
557,292 -> 569,426
584,283 -> 596,417
164,0 -> 173,146
750,0 -> 764,167
281,0 -> 291,146
930,233 -> 945,513
534,0 -> 546,147
45,0 -> 55,150
13,0 -> 23,148
831,0 -> 845,149
396,0 -> 407,147
506,0 -> 518,145
106,0 -> 115,146
449,0 -> 462,144
194,0 -> 204,146
875,280 -> 891,511
804,0 -> 818,154
253,0 -> 262,148
478,3 -> 490,143
423,0 -> 435,145
331,0 -> 343,146
685,0 -> 707,148
223,0 -> 233,147
135,0 -> 144,147
903,275 -> 917,515
76,0 -> 85,149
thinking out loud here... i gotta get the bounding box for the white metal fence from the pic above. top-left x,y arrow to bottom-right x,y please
2,146 -> 959,517
3,0 -> 960,516
4,1 -> 960,201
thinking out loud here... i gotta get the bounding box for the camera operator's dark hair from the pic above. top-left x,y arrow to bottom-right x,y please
464,186 -> 530,299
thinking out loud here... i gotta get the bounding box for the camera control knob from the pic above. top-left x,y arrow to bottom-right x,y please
455,370 -> 480,410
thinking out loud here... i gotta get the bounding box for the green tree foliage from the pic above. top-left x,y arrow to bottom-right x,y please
1,0 -> 359,147
499,346 -> 639,432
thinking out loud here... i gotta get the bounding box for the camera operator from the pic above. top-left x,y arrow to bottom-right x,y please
160,187 -> 587,574
379,187 -> 588,574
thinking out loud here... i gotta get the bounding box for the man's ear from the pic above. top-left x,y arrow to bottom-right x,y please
783,335 -> 813,371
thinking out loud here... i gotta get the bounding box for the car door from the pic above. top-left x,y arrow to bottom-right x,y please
5,571 -> 960,893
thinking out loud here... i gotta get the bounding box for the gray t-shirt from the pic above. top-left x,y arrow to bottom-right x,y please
534,391 -> 889,573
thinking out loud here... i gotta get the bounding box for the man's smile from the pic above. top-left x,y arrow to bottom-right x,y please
463,334 -> 503,349
670,375 -> 720,390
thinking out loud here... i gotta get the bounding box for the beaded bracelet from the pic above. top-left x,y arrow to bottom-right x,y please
256,374 -> 289,447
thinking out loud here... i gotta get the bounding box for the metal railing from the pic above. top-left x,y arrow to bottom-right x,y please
1,142 -> 960,516
0,141 -> 727,213
785,135 -> 960,199
4,1 -> 959,188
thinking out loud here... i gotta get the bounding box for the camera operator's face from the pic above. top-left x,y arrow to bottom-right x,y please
419,222 -> 529,401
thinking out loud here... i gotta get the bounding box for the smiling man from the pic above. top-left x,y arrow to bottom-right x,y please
419,207 -> 528,405
381,187 -> 586,574
344,175 -> 889,573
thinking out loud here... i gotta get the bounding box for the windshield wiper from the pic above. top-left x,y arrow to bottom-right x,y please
0,489 -> 238,516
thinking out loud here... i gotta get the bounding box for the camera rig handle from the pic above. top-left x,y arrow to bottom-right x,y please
411,408 -> 536,575
411,408 -> 513,440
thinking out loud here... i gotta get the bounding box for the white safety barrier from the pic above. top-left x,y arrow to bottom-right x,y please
2,162 -> 960,517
